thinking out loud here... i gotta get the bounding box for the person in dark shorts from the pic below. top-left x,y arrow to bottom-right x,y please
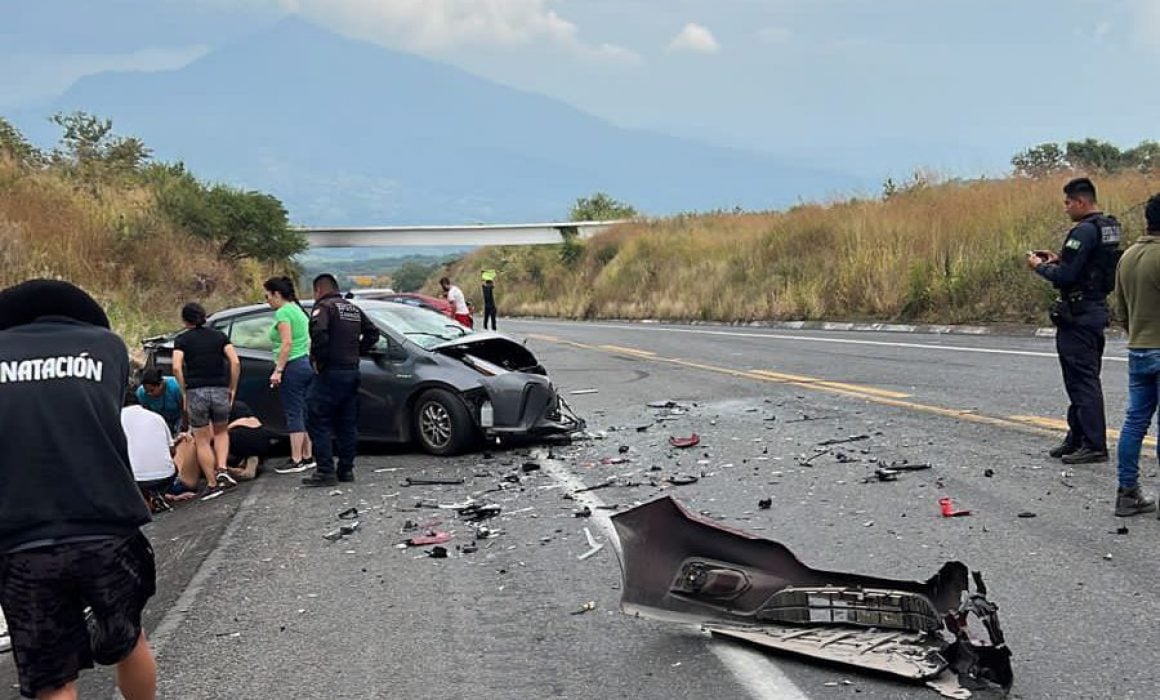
0,279 -> 157,699
172,302 -> 240,492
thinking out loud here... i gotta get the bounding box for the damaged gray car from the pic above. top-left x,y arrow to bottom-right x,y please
612,497 -> 1013,698
142,300 -> 583,455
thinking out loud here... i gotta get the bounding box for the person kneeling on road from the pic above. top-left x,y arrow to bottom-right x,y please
122,389 -> 198,513
0,279 -> 158,700
223,400 -> 284,482
302,274 -> 380,487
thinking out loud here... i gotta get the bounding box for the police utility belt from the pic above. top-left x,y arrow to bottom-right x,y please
1049,291 -> 1103,327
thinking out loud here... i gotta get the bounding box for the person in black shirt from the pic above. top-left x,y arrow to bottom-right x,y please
0,279 -> 157,700
481,278 -> 498,331
223,400 -> 284,481
172,302 -> 240,491
302,274 -> 380,487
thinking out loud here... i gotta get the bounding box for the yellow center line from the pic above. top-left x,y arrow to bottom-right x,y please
750,369 -> 912,399
535,335 -> 1073,441
1009,415 -> 1157,448
598,344 -> 658,357
525,333 -> 560,342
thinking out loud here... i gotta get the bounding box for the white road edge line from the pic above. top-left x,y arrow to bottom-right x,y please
536,452 -> 811,700
510,319 -> 1128,363
112,487 -> 263,699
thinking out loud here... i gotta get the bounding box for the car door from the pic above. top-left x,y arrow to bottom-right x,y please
216,311 -> 285,431
357,329 -> 413,442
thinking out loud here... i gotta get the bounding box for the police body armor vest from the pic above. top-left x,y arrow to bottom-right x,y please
1083,214 -> 1122,297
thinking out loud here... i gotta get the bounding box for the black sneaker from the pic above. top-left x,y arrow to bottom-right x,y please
1048,441 -> 1078,459
1116,486 -> 1157,517
1061,447 -> 1109,465
301,471 -> 338,487
337,470 -> 355,483
275,459 -> 310,474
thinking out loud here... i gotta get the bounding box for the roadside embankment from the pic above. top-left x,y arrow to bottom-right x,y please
445,174 -> 1157,325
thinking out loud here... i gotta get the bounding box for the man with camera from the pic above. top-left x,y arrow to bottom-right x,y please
1027,177 -> 1121,465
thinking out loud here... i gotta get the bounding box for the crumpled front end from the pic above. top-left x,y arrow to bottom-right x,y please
612,497 -> 1012,698
476,373 -> 585,437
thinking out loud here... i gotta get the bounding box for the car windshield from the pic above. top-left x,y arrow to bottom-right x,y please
363,303 -> 469,349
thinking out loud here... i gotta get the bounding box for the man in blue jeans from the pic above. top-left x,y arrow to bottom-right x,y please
1112,194 -> 1160,516
302,274 -> 380,487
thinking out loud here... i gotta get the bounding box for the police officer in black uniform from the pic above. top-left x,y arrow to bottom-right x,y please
1027,177 -> 1122,465
301,273 -> 380,487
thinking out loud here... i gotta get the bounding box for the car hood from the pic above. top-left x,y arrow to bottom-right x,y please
430,333 -> 543,374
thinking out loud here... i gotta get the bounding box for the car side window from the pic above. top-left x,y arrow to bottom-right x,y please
227,312 -> 277,352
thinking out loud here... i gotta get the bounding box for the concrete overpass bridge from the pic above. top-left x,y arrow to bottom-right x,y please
298,220 -> 627,248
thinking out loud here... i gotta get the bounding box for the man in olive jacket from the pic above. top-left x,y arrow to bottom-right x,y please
1111,194 -> 1160,517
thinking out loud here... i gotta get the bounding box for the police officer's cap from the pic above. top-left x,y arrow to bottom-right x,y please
0,279 -> 110,331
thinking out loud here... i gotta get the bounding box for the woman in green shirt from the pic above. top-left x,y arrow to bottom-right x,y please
263,277 -> 315,473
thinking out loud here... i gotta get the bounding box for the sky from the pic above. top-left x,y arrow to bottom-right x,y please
2,0 -> 1159,182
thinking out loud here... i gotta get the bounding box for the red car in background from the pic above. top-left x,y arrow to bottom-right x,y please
349,291 -> 458,319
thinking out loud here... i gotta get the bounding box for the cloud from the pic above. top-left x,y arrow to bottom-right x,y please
262,0 -> 639,62
668,22 -> 720,54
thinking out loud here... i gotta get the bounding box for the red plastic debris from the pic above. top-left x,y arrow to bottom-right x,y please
408,531 -> 452,546
669,434 -> 701,449
938,497 -> 971,518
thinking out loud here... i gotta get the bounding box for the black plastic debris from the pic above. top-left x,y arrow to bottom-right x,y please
818,435 -> 870,447
984,469 -> 995,478
337,507 -> 359,520
667,474 -> 699,486
618,445 -> 631,454
574,506 -> 593,518
502,473 -> 522,483
428,546 -> 449,559
459,504 -> 503,521
648,400 -> 679,409
460,543 -> 479,554
1017,512 -> 1037,519
323,521 -> 360,542
758,498 -> 772,510
406,477 -> 466,486
521,462 -> 542,473
1115,526 -> 1129,535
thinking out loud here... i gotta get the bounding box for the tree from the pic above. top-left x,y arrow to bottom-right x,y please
569,192 -> 637,221
210,186 -> 305,262
1124,140 -> 1160,173
392,261 -> 437,292
1011,143 -> 1065,178
147,163 -> 305,261
0,117 -> 43,168
49,111 -> 152,178
1064,138 -> 1124,174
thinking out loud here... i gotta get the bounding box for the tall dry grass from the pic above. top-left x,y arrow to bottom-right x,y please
0,157 -> 273,348
445,174 -> 1160,324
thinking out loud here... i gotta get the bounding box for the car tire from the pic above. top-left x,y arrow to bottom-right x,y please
414,388 -> 476,455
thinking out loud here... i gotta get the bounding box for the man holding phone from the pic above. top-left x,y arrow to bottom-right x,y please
1026,177 -> 1121,465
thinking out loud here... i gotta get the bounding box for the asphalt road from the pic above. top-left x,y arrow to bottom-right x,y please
3,319 -> 1159,699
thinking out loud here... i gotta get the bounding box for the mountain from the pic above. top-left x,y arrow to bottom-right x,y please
15,18 -> 856,225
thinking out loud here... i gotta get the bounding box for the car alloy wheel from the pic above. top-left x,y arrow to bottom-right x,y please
420,401 -> 453,449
